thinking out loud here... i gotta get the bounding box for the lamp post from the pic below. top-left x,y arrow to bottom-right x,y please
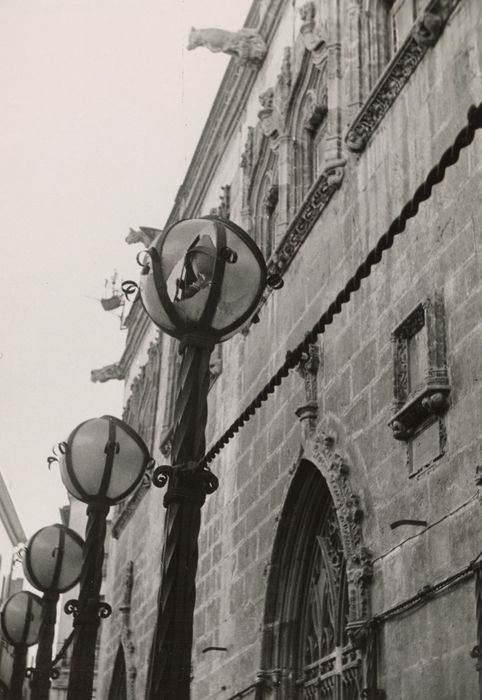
131,216 -> 277,698
23,524 -> 84,700
55,414 -> 151,700
0,591 -> 42,700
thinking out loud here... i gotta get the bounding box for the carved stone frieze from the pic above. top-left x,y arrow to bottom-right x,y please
389,295 -> 450,442
303,87 -> 327,132
268,162 -> 345,279
187,26 -> 267,67
345,0 -> 462,152
307,432 -> 372,639
90,363 -> 125,383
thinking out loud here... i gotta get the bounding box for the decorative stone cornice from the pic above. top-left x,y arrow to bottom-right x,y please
90,363 -> 125,384
345,0 -> 461,153
268,161 -> 345,278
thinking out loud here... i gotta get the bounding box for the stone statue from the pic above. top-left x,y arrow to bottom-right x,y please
187,27 -> 267,66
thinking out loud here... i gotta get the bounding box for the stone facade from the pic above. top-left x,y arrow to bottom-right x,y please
95,0 -> 482,698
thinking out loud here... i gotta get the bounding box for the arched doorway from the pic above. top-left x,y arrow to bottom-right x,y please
259,459 -> 363,698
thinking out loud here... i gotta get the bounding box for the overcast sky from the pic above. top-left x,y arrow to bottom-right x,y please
0,0 -> 252,539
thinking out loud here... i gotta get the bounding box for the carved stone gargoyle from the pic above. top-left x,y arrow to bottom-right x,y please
91,363 -> 125,383
187,27 -> 267,66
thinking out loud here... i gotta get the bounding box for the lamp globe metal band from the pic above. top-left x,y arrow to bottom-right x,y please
58,415 -> 150,700
1,591 -> 42,700
24,524 -> 84,595
24,524 -> 84,700
138,216 -> 267,343
137,217 -> 269,699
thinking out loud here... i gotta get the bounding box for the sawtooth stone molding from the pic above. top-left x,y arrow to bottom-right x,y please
345,0 -> 462,153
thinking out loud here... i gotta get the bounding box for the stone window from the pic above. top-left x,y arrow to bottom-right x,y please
390,296 -> 450,473
250,143 -> 279,261
290,55 -> 327,211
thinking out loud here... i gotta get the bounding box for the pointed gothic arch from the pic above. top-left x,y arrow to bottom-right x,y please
287,51 -> 327,212
248,134 -> 279,260
258,440 -> 372,698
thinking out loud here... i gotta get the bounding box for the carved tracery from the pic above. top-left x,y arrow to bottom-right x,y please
259,449 -> 372,699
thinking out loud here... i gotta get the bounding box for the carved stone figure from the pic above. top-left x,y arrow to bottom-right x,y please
90,363 -> 125,383
187,27 -> 267,66
125,227 -> 156,247
299,1 -> 326,68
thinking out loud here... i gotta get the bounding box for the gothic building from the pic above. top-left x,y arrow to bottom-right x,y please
93,0 -> 482,698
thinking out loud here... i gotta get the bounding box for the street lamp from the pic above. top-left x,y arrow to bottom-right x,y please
55,414 -> 151,700
23,524 -> 84,700
0,591 -> 42,700
131,216 -> 279,699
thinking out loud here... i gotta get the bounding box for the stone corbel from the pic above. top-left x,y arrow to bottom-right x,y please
389,295 -> 450,442
303,88 -> 327,132
296,343 -> 322,437
411,0 -> 454,48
